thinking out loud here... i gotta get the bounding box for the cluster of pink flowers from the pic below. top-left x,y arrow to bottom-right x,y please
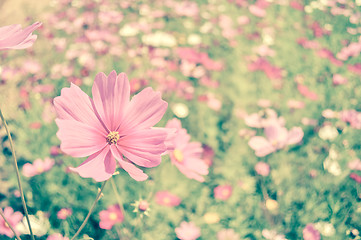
22,158 -> 55,177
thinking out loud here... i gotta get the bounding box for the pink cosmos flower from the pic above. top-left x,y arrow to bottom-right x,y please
348,159 -> 361,171
165,119 -> 209,182
57,208 -> 72,220
297,84 -> 319,101
350,173 -> 361,184
303,224 -> 321,240
248,122 -> 304,157
47,233 -> 70,240
22,158 -> 55,177
0,22 -> 42,50
332,74 -> 348,86
155,191 -> 181,207
99,205 -> 124,230
0,207 -> 23,238
54,71 -> 170,182
217,229 -> 240,240
175,221 -> 201,240
214,185 -> 233,201
244,109 -> 285,128
255,161 -> 270,176
340,109 -> 361,129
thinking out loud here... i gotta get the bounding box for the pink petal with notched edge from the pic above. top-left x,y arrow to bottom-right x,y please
248,136 -> 276,157
54,83 -> 107,134
92,71 -> 130,130
70,146 -> 115,182
117,128 -> 167,167
176,162 -> 205,182
118,87 -> 167,134
0,22 -> 42,50
109,145 -> 148,181
56,119 -> 107,157
287,127 -> 304,145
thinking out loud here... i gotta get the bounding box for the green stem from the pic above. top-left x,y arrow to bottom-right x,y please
0,109 -> 34,240
110,178 -> 125,214
0,208 -> 22,240
70,180 -> 108,240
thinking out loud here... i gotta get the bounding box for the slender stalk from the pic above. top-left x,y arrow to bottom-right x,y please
0,109 -> 34,240
110,178 -> 125,214
0,208 -> 22,240
71,180 -> 108,240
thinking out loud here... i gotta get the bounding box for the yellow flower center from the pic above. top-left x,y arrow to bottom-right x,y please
271,140 -> 278,146
173,149 -> 184,162
163,197 -> 170,204
106,131 -> 120,145
109,213 -> 117,221
36,166 -> 44,173
222,189 -> 230,196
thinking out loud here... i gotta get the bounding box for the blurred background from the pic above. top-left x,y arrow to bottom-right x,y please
0,0 -> 361,239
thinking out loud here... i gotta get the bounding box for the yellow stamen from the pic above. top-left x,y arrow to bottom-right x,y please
173,149 -> 184,162
106,131 -> 120,145
163,197 -> 170,204
109,213 -> 117,221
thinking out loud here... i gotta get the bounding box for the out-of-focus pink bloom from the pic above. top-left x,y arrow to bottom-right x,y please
350,173 -> 361,183
198,93 -> 222,111
0,22 -> 42,50
47,233 -> 70,240
138,200 -> 149,211
217,229 -> 240,240
175,221 -> 201,240
202,145 -> 215,167
237,16 -> 250,25
303,224 -> 321,240
174,1 -> 199,17
54,71 -> 171,182
297,38 -> 320,49
301,117 -> 318,126
22,158 -> 55,177
29,122 -> 42,129
322,109 -> 338,119
336,40 -> 361,61
244,109 -> 284,128
290,1 -> 304,11
348,63 -> 361,75
287,99 -> 305,109
0,207 -> 23,238
199,76 -> 219,88
166,119 -> 209,182
50,146 -> 61,156
311,21 -> 329,38
57,208 -> 72,220
255,162 -> 270,176
214,185 -> 233,200
348,159 -> 361,171
332,74 -> 348,86
297,84 -> 319,101
248,122 -> 304,157
248,58 -> 283,81
176,48 -> 223,71
155,191 -> 181,207
99,205 -> 124,230
249,5 -> 266,17
340,109 -> 361,129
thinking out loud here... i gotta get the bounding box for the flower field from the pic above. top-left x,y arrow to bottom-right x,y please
0,0 -> 361,239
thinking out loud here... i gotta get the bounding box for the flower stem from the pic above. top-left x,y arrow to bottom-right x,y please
0,109 -> 34,240
110,178 -> 125,214
0,208 -> 22,240
71,180 -> 108,240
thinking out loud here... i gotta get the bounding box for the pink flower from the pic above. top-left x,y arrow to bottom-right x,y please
99,205 -> 124,230
297,84 -> 319,101
0,22 -> 42,50
214,185 -> 233,200
0,207 -> 23,238
175,221 -> 201,240
248,122 -> 304,157
249,5 -> 266,17
217,229 -> 240,240
303,224 -> 321,240
255,162 -> 270,176
348,159 -> 361,171
350,173 -> 361,184
287,99 -> 305,109
165,119 -> 209,182
22,158 -> 55,177
47,233 -> 70,240
54,71 -> 170,182
332,74 -> 348,86
57,208 -> 72,220
155,191 -> 181,207
340,109 -> 361,129
244,109 -> 284,128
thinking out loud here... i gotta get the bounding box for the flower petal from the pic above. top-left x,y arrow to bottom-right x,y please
248,136 -> 276,157
287,127 -> 304,145
54,83 -> 107,134
110,145 -> 148,181
118,87 -> 167,133
56,119 -> 107,157
92,71 -> 130,130
117,128 -> 167,167
70,146 -> 115,182
0,22 -> 42,50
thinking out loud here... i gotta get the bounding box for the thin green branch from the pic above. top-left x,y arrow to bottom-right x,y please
70,180 -> 108,240
0,109 -> 34,240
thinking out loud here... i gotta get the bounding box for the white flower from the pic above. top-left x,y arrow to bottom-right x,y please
119,24 -> 139,37
171,103 -> 189,118
141,31 -> 177,47
315,222 -> 336,237
16,211 -> 50,236
319,125 -> 338,140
